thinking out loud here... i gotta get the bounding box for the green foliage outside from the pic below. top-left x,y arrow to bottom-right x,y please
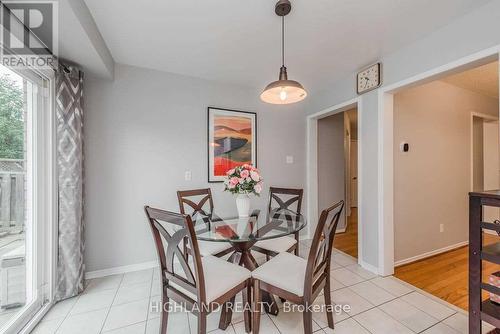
0,74 -> 24,159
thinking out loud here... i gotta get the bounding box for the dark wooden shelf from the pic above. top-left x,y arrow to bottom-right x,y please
470,191 -> 500,333
481,300 -> 500,329
482,283 -> 500,298
482,242 -> 500,265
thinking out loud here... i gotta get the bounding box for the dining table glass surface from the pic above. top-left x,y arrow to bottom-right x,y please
191,208 -> 307,243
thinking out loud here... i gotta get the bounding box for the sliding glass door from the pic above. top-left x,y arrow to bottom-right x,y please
0,64 -> 55,333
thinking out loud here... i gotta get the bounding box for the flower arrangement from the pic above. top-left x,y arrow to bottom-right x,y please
224,164 -> 263,195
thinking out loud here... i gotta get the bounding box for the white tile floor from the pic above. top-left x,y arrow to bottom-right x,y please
32,241 -> 496,334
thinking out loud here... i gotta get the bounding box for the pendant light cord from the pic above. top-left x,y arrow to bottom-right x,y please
281,15 -> 285,67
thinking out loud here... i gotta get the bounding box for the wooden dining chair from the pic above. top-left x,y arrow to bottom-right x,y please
252,187 -> 304,258
177,188 -> 233,258
251,200 -> 345,334
144,206 -> 252,334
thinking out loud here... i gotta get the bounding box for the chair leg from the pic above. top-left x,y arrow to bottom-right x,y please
198,312 -> 207,334
218,297 -> 235,330
253,280 -> 261,334
303,308 -> 313,334
295,232 -> 300,256
242,281 -> 252,333
160,295 -> 169,334
324,275 -> 334,329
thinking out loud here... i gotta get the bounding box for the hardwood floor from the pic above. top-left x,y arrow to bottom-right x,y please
334,208 -> 358,258
395,233 -> 500,311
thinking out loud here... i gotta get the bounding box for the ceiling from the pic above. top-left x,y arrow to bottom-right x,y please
83,0 -> 493,94
442,61 -> 499,99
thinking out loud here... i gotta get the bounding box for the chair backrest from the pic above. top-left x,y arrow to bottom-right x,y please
177,188 -> 214,219
268,187 -> 304,215
304,200 -> 344,300
144,206 -> 207,305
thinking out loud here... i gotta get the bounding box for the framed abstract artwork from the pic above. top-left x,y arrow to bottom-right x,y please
207,107 -> 257,182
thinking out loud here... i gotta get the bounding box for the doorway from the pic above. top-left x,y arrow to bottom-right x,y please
314,105 -> 360,259
389,60 -> 500,310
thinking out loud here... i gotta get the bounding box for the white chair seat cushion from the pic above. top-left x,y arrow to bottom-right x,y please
254,236 -> 297,253
190,240 -> 232,256
251,252 -> 307,297
174,255 -> 251,303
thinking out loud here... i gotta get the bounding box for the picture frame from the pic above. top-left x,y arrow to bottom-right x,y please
207,107 -> 257,183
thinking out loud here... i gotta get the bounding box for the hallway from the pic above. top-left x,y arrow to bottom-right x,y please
334,208 -> 358,258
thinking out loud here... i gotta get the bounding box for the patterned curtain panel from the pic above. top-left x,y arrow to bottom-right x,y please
55,63 -> 84,300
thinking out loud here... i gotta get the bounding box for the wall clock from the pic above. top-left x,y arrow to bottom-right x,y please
357,63 -> 382,94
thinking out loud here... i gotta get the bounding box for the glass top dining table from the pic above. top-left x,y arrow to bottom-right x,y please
192,208 -> 307,244
191,208 -> 307,317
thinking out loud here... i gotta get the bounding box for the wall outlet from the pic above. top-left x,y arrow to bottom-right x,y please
286,155 -> 294,164
184,171 -> 192,181
439,224 -> 444,233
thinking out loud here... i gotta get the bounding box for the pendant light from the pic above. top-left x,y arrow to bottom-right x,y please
260,0 -> 307,105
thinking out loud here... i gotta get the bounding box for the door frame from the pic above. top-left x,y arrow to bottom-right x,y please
378,45 -> 500,276
350,139 -> 359,209
4,66 -> 57,334
470,112 -> 499,192
306,97 -> 364,265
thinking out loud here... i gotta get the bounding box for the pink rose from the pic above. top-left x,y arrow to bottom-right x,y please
229,177 -> 239,186
227,168 -> 235,176
228,183 -> 235,189
254,183 -> 262,194
250,170 -> 260,182
240,170 -> 249,178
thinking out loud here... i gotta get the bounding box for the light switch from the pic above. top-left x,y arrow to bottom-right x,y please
286,156 -> 294,164
184,171 -> 192,181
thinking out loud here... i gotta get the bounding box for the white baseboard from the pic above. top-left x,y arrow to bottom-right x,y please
335,226 -> 347,233
359,260 -> 380,276
485,229 -> 498,236
394,241 -> 468,267
85,260 -> 158,279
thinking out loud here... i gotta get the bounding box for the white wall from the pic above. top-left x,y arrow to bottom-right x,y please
393,80 -> 498,263
84,63 -> 306,272
304,0 -> 500,271
317,113 -> 346,230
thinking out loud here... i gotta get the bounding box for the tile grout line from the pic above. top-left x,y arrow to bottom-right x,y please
324,284 -> 416,331
375,299 -> 429,333
98,274 -> 124,334
432,313 -> 464,334
350,316 -> 376,334
51,288 -> 82,333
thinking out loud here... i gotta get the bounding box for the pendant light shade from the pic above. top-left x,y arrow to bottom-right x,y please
261,0 -> 307,105
260,66 -> 307,104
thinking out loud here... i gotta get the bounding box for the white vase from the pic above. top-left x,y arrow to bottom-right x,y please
236,194 -> 250,218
